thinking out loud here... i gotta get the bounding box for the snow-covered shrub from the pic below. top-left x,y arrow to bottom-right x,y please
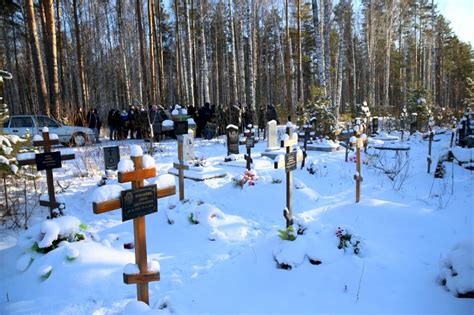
438,240 -> 474,297
29,216 -> 87,254
278,225 -> 297,241
408,87 -> 432,126
336,227 -> 362,255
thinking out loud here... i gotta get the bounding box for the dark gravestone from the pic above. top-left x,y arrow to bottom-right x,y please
121,185 -> 158,222
226,126 -> 239,155
104,146 -> 120,170
285,151 -> 297,172
372,118 -> 379,134
174,121 -> 189,136
35,152 -> 62,171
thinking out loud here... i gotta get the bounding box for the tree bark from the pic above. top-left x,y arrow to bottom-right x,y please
25,0 -> 49,115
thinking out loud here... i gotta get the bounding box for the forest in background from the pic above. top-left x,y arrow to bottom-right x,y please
1,0 -> 473,125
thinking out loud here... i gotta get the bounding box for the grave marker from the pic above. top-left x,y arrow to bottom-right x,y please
267,120 -> 278,150
226,125 -> 240,156
182,131 -> 195,161
18,130 -> 75,217
280,123 -> 298,228
104,146 -> 120,170
427,116 -> 434,173
92,154 -> 176,305
350,122 -> 365,203
173,136 -> 190,201
301,125 -> 311,169
244,128 -> 255,171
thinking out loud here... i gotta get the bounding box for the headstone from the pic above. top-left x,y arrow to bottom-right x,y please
372,117 -> 379,134
267,120 -> 278,150
226,125 -> 239,156
182,131 -> 195,161
104,146 -> 120,170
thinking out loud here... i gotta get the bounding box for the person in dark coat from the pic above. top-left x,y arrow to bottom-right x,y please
127,106 -> 136,139
197,102 -> 213,138
107,108 -> 116,140
74,107 -> 85,127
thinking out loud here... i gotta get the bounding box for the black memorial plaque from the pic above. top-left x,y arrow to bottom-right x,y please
35,152 -> 62,171
372,118 -> 379,134
246,137 -> 255,149
285,151 -> 297,172
104,146 -> 120,170
174,120 -> 189,136
121,185 -> 158,222
227,128 -> 239,155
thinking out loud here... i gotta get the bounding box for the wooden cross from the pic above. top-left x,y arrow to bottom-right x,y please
281,124 -> 298,228
351,134 -> 364,203
301,125 -> 310,169
244,129 -> 254,171
92,155 -> 176,305
427,117 -> 435,173
173,136 -> 189,201
18,130 -> 74,218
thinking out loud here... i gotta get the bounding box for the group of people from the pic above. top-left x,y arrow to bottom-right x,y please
71,102 -> 281,142
106,105 -> 168,141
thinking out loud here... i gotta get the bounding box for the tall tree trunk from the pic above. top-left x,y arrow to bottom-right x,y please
25,0 -> 49,115
296,0 -> 303,103
136,0 -> 149,106
383,0 -> 396,111
236,18 -> 246,107
228,0 -> 238,105
183,0 -> 196,107
174,0 -> 184,103
284,0 -> 294,119
323,0 -> 332,103
56,0 -> 66,108
155,0 -> 165,104
117,0 -> 131,108
148,0 -> 157,106
312,0 -> 326,94
197,0 -> 210,103
246,0 -> 256,116
40,0 -> 60,118
72,0 -> 88,109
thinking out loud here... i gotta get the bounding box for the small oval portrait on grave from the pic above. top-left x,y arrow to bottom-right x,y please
124,192 -> 134,206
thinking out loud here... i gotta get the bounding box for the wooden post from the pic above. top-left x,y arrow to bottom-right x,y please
92,153 -> 176,305
351,126 -> 364,203
427,130 -> 433,174
280,124 -> 297,228
427,117 -> 434,174
244,129 -> 254,171
356,141 -> 361,203
18,130 -> 75,218
173,137 -> 189,201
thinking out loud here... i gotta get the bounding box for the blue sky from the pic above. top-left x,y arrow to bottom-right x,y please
437,0 -> 474,46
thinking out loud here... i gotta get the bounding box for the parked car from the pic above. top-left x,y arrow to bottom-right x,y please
2,115 -> 95,146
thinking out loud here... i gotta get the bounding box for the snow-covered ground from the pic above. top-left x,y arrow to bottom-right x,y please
0,132 -> 472,314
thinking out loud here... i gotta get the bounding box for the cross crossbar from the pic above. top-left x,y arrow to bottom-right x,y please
93,186 -> 176,214
118,168 -> 157,183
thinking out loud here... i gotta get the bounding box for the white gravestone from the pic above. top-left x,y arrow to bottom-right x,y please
182,130 -> 195,161
266,120 -> 278,151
